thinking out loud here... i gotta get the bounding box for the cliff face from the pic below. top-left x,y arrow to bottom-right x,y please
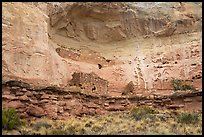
2,2 -> 202,96
49,2 -> 201,42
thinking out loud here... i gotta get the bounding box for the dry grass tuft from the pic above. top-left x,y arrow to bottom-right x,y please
17,108 -> 202,135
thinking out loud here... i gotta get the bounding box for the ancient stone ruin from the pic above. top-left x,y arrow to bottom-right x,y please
69,72 -> 109,95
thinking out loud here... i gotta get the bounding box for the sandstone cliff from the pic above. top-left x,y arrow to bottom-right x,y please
2,2 -> 202,97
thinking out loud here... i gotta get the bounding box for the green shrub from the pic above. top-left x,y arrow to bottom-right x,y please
171,79 -> 182,91
2,107 -> 22,130
131,106 -> 156,121
171,79 -> 196,91
177,112 -> 199,124
181,84 -> 196,91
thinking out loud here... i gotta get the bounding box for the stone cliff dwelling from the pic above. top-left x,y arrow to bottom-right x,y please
69,72 -> 109,95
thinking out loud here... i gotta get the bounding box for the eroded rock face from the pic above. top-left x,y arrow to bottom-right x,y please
2,2 -> 72,87
49,2 -> 202,42
2,84 -> 202,120
2,2 -> 202,96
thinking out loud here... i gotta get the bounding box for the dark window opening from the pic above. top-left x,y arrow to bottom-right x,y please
98,64 -> 102,69
196,75 -> 202,79
106,60 -> 111,63
92,86 -> 96,91
157,65 -> 163,68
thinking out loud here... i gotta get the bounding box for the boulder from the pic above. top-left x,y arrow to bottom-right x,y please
27,105 -> 45,117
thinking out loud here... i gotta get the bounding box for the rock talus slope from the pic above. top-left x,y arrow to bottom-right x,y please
2,2 -> 202,97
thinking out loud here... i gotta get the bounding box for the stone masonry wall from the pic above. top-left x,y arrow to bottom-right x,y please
69,72 -> 109,95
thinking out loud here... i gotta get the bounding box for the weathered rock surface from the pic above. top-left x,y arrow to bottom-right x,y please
2,2 -> 202,96
4,100 -> 25,109
2,2 -> 202,119
27,104 -> 45,117
2,83 -> 202,120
